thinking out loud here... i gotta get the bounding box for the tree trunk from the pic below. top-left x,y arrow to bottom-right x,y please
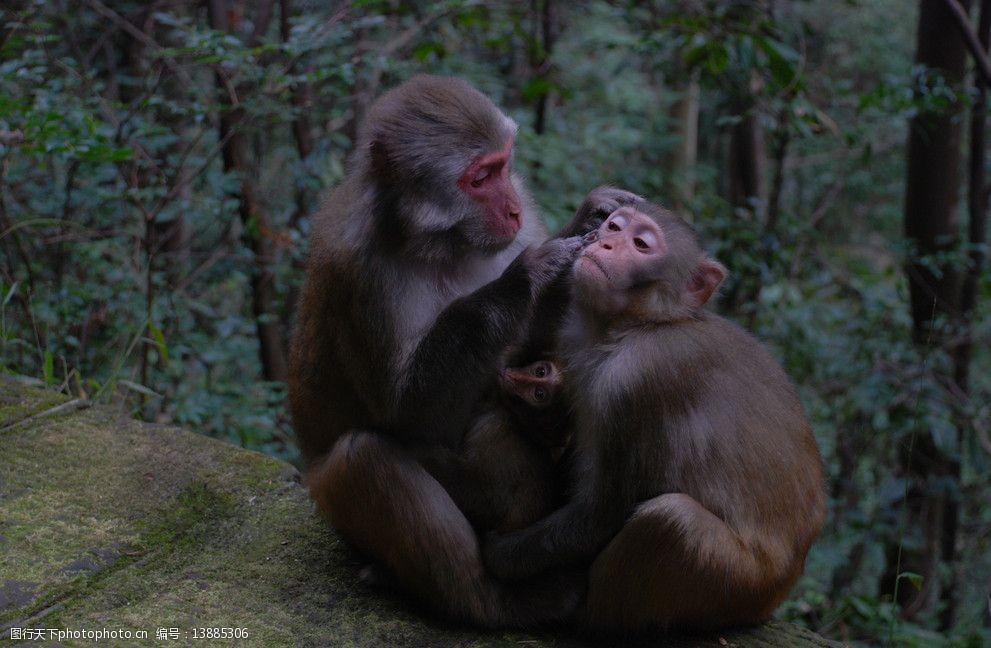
766,105 -> 791,233
114,7 -> 162,398
279,0 -> 315,231
944,0 -> 991,630
529,0 -> 555,136
729,114 -> 764,212
666,75 -> 700,212
728,78 -> 766,215
206,0 -> 288,384
904,0 -> 969,342
887,0 -> 971,620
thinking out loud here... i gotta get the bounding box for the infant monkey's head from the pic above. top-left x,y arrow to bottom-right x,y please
498,360 -> 561,409
497,360 -> 570,452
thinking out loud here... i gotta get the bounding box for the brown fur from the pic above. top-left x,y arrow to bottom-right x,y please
484,201 -> 827,632
290,76 -> 601,626
418,360 -> 572,534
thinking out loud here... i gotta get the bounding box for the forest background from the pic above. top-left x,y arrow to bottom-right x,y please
1,1 -> 989,645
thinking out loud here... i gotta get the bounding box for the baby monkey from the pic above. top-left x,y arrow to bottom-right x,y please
484,199 -> 826,632
497,359 -> 570,459
418,357 -> 571,534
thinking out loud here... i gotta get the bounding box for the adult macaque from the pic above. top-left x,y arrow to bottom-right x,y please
289,76 -> 633,625
484,201 -> 826,631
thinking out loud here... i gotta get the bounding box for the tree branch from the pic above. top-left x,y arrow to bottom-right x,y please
943,0 -> 991,85
80,0 -> 195,89
249,0 -> 279,48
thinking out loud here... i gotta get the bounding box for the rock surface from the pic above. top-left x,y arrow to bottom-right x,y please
0,380 -> 839,647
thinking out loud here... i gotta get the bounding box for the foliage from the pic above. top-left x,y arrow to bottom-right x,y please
1,0 -> 989,645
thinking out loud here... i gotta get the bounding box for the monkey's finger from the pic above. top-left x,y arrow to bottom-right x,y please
613,189 -> 644,205
562,236 -> 584,255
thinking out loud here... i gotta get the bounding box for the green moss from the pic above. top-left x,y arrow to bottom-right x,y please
135,483 -> 236,550
0,378 -> 69,428
1,386 -> 836,647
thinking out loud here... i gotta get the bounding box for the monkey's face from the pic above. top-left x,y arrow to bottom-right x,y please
456,138 -> 523,247
574,205 -> 726,319
362,75 -> 523,256
498,360 -> 561,410
499,360 -> 571,451
574,207 -> 669,315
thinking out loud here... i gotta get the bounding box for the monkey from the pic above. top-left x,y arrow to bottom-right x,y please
289,75 -> 639,626
357,356 -> 572,594
416,358 -> 572,535
409,188 -> 638,536
496,358 -> 572,460
442,188 -> 646,534
482,200 -> 827,632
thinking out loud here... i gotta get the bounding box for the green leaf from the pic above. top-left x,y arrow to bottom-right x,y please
897,571 -> 924,591
42,350 -> 54,384
413,41 -> 445,61
930,417 -> 958,458
522,78 -> 554,103
2,281 -> 17,308
849,596 -> 875,617
119,379 -> 162,398
148,322 -> 169,366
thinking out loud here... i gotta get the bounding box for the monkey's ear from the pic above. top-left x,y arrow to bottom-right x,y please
686,258 -> 727,308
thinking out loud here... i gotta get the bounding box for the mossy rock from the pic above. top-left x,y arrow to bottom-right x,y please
0,380 -> 839,647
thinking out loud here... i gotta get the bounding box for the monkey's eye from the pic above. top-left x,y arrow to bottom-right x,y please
533,363 -> 548,378
533,387 -> 547,402
633,231 -> 659,252
606,214 -> 628,232
471,168 -> 491,188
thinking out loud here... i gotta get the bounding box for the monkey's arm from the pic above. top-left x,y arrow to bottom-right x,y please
555,186 -> 643,238
412,444 -> 504,530
393,239 -> 580,447
506,272 -> 573,366
483,450 -> 636,580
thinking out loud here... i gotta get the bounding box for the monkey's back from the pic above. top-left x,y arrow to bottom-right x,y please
289,179 -> 400,463
690,314 -> 825,541
580,313 -> 825,577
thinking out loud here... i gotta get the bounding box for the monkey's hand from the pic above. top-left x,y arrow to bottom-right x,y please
579,185 -> 644,225
559,186 -> 644,237
522,236 -> 583,299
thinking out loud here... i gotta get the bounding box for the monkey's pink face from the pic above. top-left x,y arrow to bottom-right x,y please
574,207 -> 667,312
576,205 -> 727,317
457,138 -> 522,243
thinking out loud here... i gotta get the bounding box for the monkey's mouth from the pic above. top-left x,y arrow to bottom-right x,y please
579,253 -> 612,283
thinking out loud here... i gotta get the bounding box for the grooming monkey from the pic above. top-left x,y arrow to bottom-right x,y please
290,75 -> 638,625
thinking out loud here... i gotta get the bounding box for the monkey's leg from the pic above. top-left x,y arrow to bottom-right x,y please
584,493 -> 797,632
414,416 -> 560,533
308,430 -> 578,627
